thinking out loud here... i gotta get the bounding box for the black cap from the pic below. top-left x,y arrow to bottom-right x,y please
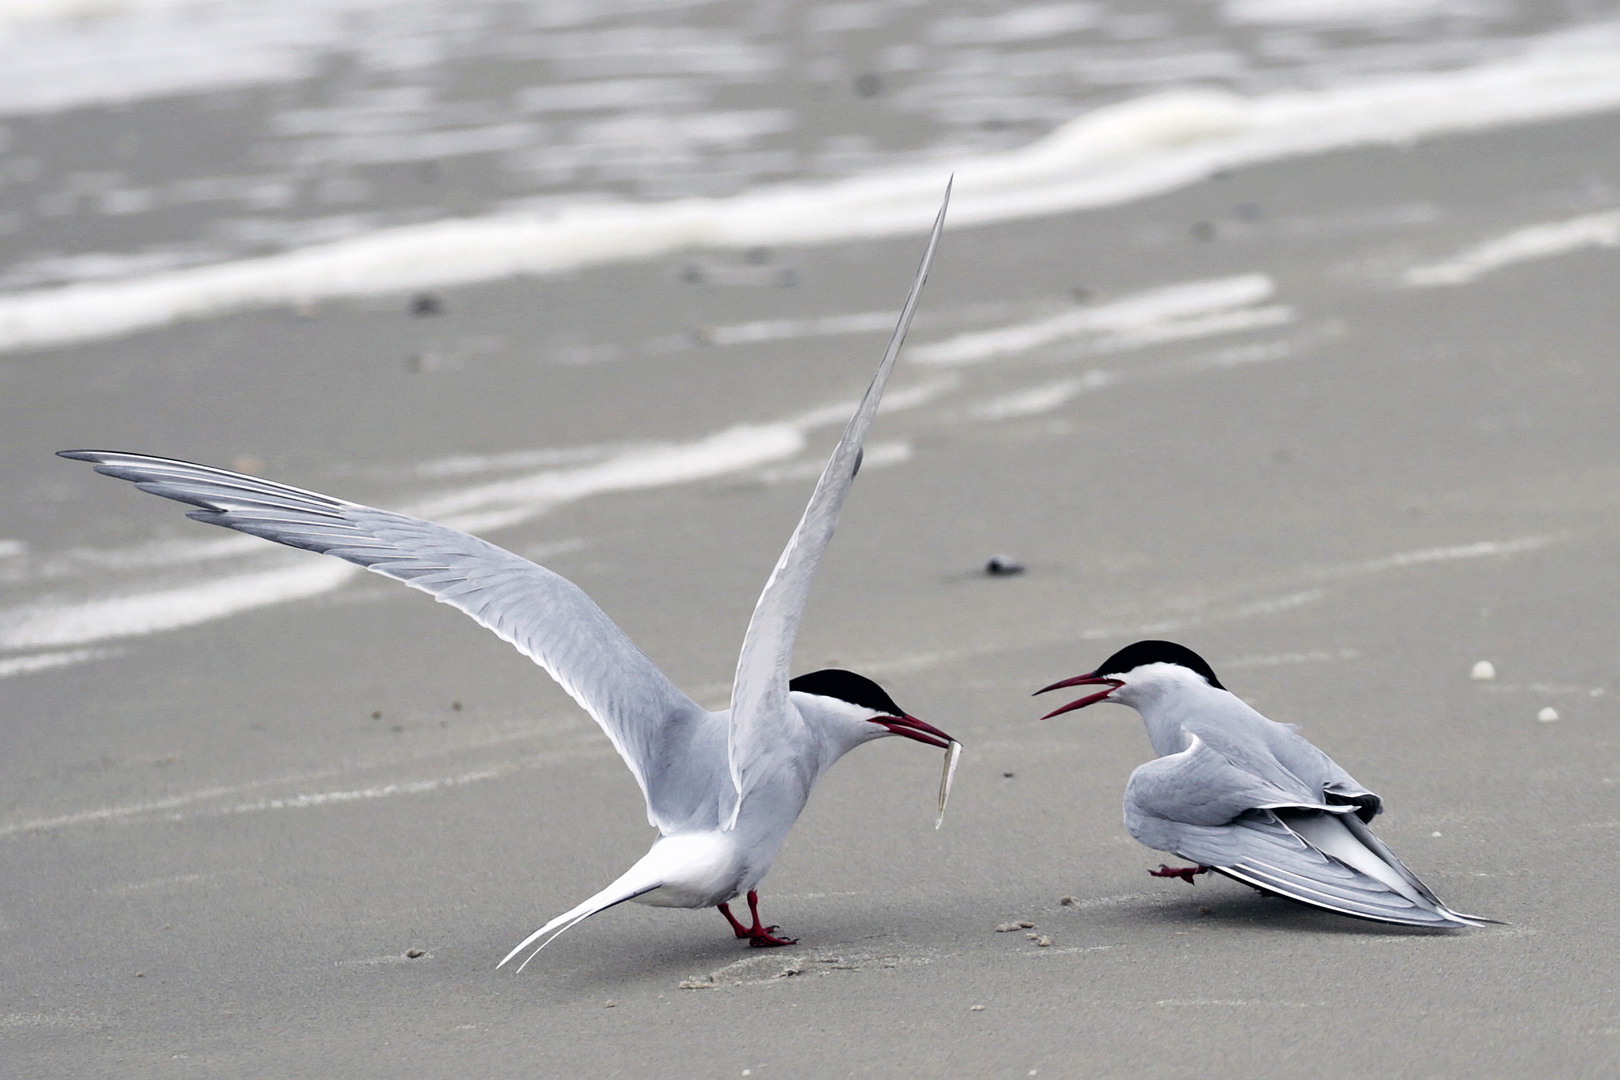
788,669 -> 903,715
1093,641 -> 1224,690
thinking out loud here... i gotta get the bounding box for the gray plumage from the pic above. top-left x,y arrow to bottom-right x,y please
1040,641 -> 1489,929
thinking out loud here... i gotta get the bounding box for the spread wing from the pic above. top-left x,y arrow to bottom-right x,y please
1126,737 -> 1487,928
724,180 -> 951,827
57,450 -> 712,831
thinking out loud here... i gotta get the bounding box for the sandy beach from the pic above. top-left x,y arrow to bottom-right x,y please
5,2 -> 1620,1076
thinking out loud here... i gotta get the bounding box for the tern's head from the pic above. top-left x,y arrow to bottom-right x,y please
1033,640 -> 1225,718
788,669 -> 953,750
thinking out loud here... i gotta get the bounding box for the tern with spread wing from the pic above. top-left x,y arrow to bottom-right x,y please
62,185 -> 961,971
1036,640 -> 1487,929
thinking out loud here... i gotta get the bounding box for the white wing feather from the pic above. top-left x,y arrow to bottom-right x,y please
724,181 -> 951,827
57,450 -> 712,831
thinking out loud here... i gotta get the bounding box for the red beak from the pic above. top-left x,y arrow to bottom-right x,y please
1032,672 -> 1124,719
876,714 -> 954,749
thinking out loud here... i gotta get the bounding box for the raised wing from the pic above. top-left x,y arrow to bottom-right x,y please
724,180 -> 951,827
58,450 -> 711,831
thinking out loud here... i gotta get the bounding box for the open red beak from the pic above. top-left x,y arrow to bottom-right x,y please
876,714 -> 954,749
1033,672 -> 1124,719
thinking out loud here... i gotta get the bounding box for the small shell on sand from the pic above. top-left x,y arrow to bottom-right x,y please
1537,707 -> 1559,722
1470,660 -> 1496,681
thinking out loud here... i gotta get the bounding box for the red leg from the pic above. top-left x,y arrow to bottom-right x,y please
1149,864 -> 1213,884
738,893 -> 800,952
718,902 -> 752,939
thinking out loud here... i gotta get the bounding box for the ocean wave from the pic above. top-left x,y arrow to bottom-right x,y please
4,22 -> 1620,356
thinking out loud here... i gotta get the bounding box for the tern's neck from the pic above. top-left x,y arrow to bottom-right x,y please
1122,679 -> 1232,757
787,694 -> 889,777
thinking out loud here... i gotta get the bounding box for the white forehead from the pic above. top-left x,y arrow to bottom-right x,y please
1118,662 -> 1212,688
788,689 -> 888,720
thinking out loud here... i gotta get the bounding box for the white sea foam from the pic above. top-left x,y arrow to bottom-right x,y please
704,310 -> 900,348
0,0 -> 199,28
754,439 -> 911,485
1333,536 -> 1555,577
0,646 -> 114,678
970,377 -> 1092,421
414,423 -> 805,536
1092,302 -> 1294,353
5,25 -> 1620,354
911,274 -> 1276,365
0,0 -> 358,114
1222,0 -> 1495,26
0,559 -> 356,650
1403,209 -> 1620,287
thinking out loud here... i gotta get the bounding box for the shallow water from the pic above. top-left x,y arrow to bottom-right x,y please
0,0 -> 1614,295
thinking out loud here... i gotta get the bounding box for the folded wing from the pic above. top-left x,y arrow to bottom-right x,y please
1126,737 -> 1486,928
58,450 -> 713,831
725,181 -> 951,826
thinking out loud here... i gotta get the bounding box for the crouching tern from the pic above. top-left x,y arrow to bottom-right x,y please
1036,640 -> 1488,929
62,186 -> 961,971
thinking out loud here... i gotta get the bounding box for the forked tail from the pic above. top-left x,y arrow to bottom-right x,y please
496,866 -> 664,973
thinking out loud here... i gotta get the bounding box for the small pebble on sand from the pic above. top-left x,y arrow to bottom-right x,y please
995,921 -> 1035,932
1059,896 -> 1077,907
1027,934 -> 1053,947
1471,660 -> 1496,681
1538,707 -> 1559,722
405,948 -> 425,959
970,1005 -> 985,1012
985,555 -> 1025,576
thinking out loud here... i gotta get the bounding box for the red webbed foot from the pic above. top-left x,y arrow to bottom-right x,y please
718,891 -> 798,947
1149,864 -> 1212,884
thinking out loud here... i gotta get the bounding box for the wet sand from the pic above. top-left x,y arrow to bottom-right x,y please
5,110 -> 1620,1077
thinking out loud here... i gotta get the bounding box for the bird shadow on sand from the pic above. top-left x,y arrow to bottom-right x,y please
480,902 -> 964,998
1109,887 -> 1491,937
